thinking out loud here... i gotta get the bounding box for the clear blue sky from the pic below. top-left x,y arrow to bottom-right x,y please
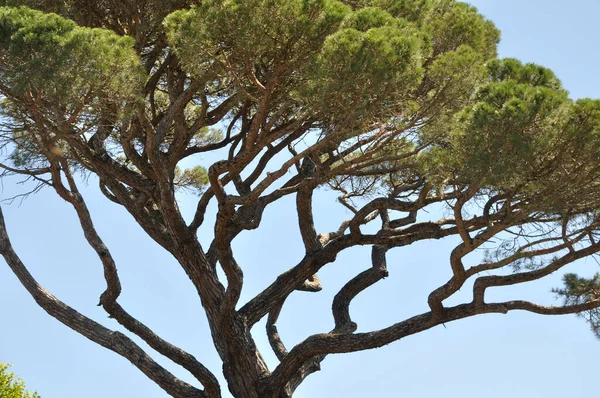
2,1 -> 600,397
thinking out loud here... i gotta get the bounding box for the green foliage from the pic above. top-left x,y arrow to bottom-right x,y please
0,5 -> 145,175
554,274 -> 600,338
1,2 -> 595,217
421,1 -> 499,59
2,0 -> 600,390
363,0 -> 499,57
487,58 -> 562,89
368,0 -> 431,22
419,57 -> 600,218
0,6 -> 143,110
0,363 -> 40,398
164,0 -> 497,130
423,60 -> 567,187
340,6 -> 397,30
1,0 -> 193,49
420,45 -> 486,120
455,82 -> 566,184
305,20 -> 426,125
162,0 -> 501,198
164,0 -> 351,84
174,166 -> 209,193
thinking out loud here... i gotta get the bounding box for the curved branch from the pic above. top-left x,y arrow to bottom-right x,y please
55,164 -> 221,396
266,301 -> 289,362
282,246 -> 391,395
0,208 -> 206,398
261,296 -> 600,397
427,209 -> 520,316
332,246 -> 389,331
241,216 -> 467,327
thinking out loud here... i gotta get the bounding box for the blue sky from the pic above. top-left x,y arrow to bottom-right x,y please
2,1 -> 600,397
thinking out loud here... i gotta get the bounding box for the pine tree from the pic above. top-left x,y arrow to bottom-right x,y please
1,1 -> 599,397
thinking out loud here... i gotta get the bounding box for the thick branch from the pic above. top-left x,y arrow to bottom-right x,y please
332,246 -> 389,331
261,297 -> 600,396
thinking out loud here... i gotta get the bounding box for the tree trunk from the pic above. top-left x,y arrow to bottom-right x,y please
218,315 -> 269,398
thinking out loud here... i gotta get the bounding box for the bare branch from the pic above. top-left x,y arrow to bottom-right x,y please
0,208 -> 206,398
55,163 -> 222,396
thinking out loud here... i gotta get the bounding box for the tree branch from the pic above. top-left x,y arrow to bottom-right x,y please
0,208 -> 207,398
55,162 -> 221,396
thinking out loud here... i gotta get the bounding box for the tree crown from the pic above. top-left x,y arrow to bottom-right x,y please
1,1 -> 600,397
